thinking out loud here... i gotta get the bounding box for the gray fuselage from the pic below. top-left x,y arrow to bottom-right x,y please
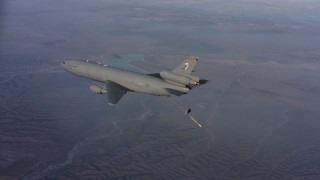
61,59 -> 189,96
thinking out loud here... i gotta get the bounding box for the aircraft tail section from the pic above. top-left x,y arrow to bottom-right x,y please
173,56 -> 199,75
160,56 -> 200,86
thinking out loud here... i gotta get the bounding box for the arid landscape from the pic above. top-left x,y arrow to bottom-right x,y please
1,0 -> 320,179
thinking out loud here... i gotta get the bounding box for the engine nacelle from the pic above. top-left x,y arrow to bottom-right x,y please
160,71 -> 199,86
90,84 -> 107,94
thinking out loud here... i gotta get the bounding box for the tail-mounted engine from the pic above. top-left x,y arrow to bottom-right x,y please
160,71 -> 199,86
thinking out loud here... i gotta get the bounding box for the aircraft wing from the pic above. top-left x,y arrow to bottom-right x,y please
105,80 -> 127,105
172,56 -> 199,75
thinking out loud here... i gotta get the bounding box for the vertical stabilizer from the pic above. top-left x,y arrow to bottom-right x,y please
172,56 -> 199,75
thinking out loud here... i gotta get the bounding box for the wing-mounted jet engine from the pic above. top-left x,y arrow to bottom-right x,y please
90,84 -> 107,94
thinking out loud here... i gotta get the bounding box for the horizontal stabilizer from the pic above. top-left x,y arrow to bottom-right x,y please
165,88 -> 185,96
199,79 -> 209,85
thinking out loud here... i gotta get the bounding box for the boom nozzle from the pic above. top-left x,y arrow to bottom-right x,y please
169,97 -> 202,128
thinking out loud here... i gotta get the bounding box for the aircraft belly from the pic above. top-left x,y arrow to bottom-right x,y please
114,79 -> 170,96
86,65 -> 107,82
107,72 -> 169,96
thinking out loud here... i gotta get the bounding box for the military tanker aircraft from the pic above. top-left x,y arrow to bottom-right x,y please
61,56 -> 206,127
